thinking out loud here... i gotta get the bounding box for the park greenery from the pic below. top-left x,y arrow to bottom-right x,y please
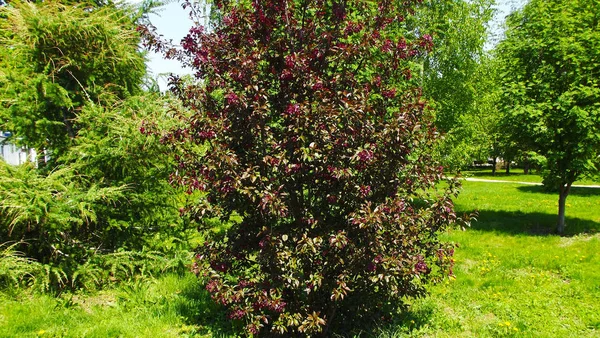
0,0 -> 599,337
2,179 -> 598,337
496,0 -> 600,233
0,0 -> 193,289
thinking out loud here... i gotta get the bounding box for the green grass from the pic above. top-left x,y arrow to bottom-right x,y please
457,181 -> 600,235
2,180 -> 599,337
380,180 -> 600,337
0,274 -> 237,338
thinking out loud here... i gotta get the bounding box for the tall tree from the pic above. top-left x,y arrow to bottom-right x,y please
412,0 -> 494,169
433,54 -> 504,171
497,0 -> 600,233
416,0 -> 495,133
399,0 -> 496,170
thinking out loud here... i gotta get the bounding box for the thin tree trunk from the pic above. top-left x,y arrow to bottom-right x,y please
492,157 -> 497,176
505,160 -> 511,174
321,303 -> 337,337
557,182 -> 572,234
63,110 -> 76,138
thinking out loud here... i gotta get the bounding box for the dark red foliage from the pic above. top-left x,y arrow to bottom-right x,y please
149,0 -> 465,336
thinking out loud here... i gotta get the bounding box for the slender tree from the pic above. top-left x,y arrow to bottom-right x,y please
414,0 -> 496,170
497,0 -> 600,233
416,0 -> 495,132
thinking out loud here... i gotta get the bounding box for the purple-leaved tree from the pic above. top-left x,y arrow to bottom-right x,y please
142,0 -> 466,335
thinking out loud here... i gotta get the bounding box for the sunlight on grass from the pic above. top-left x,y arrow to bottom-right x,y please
0,274 -> 234,338
380,180 -> 600,337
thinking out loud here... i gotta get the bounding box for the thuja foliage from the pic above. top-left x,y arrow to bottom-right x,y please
0,242 -> 43,290
0,95 -> 189,263
0,0 -> 193,290
0,239 -> 190,292
0,0 -> 145,163
155,0 -> 463,335
0,161 -> 124,262
0,94 -> 195,291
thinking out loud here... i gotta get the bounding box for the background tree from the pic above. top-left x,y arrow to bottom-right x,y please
433,54 -> 504,172
154,0 -> 465,335
416,0 -> 494,130
413,0 -> 495,170
497,0 -> 600,233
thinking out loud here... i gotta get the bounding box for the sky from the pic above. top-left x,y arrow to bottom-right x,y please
142,0 -> 526,91
142,1 -> 196,91
486,0 -> 527,49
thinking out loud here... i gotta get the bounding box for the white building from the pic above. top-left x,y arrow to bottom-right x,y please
0,132 -> 36,165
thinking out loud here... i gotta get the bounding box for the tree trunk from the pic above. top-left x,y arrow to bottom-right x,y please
321,303 -> 337,337
557,182 -> 572,234
505,160 -> 511,174
492,157 -> 497,176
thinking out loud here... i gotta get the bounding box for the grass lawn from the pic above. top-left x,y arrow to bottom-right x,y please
381,180 -> 600,337
1,180 -> 599,337
0,274 -> 237,338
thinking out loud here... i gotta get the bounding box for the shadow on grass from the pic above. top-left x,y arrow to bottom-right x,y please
348,303 -> 436,338
517,185 -> 600,197
390,305 -> 435,336
464,209 -> 600,236
173,275 -> 240,337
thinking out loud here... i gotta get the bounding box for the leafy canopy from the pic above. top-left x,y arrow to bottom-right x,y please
417,0 -> 494,132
